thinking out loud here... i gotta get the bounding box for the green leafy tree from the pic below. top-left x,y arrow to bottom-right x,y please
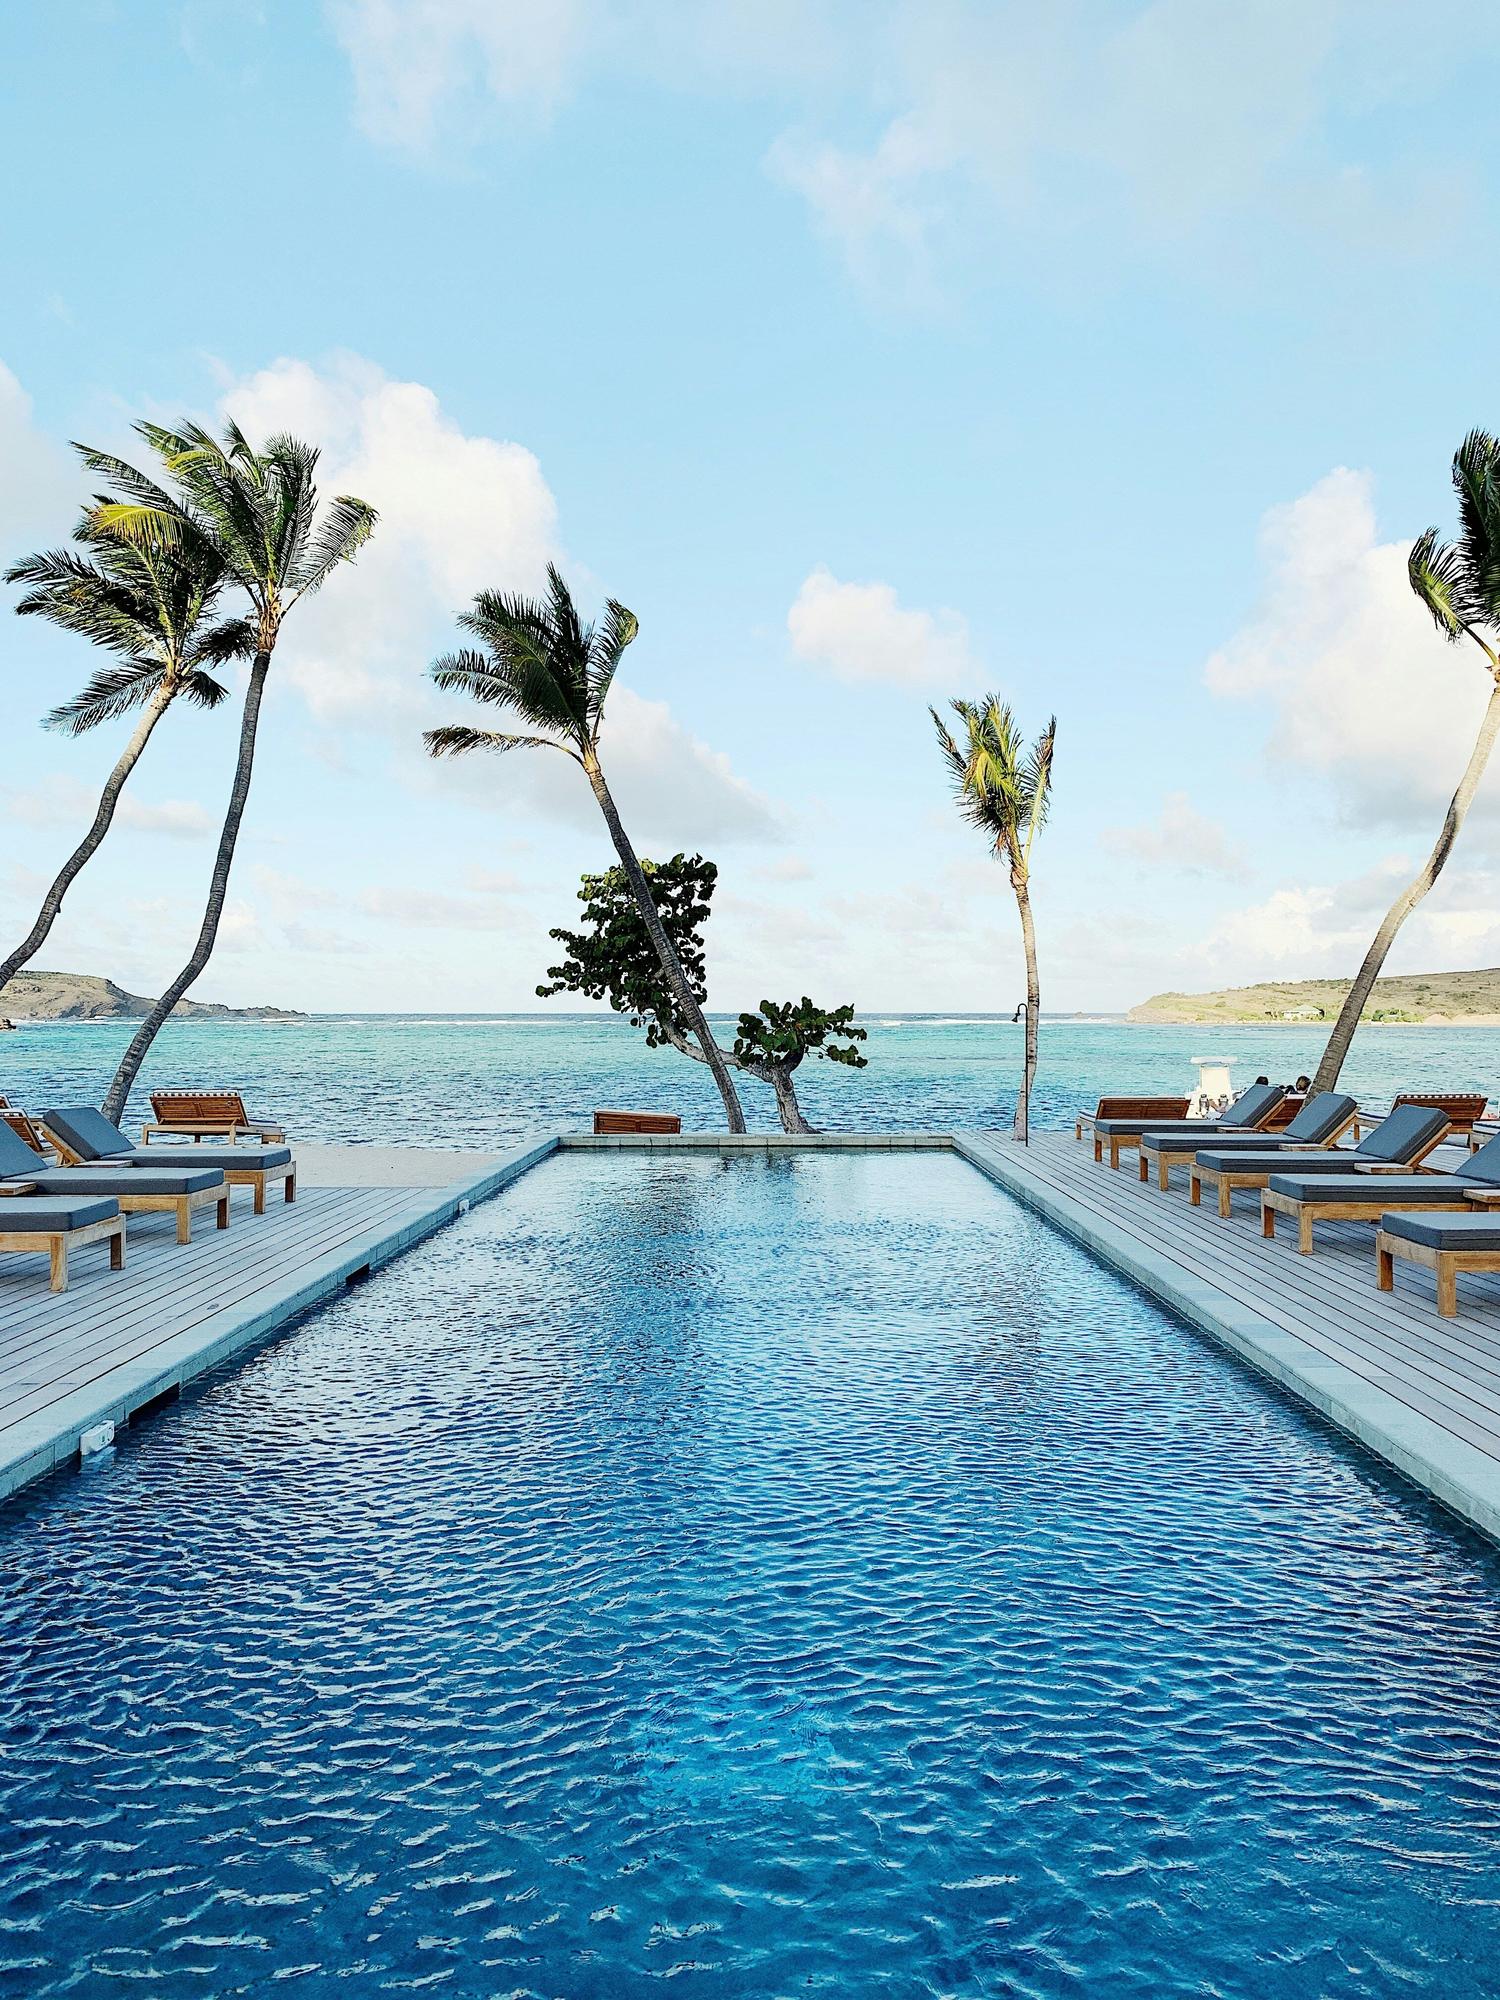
932,697 -> 1056,1140
1314,430 -> 1500,1090
1,481 -> 250,1004
91,421 -> 377,1124
425,566 -> 747,1131
538,853 -> 867,1132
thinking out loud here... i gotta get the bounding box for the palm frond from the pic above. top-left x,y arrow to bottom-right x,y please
188,616 -> 257,666
179,669 -> 230,709
293,494 -> 379,598
422,724 -> 570,758
587,597 -> 639,723
44,661 -> 166,735
1409,528 -> 1467,639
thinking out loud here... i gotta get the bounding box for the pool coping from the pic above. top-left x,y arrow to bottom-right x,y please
6,1129 -> 1500,1548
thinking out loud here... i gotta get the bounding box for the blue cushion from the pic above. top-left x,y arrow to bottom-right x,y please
1380,1211 -> 1500,1251
0,1195 -> 118,1232
1146,1130 -> 1296,1156
0,1124 -> 44,1178
1354,1105 -> 1450,1164
29,1168 -> 224,1197
1219,1082 -> 1287,1128
1193,1149 -> 1364,1177
42,1105 -> 136,1162
1266,1172 -> 1465,1205
1457,1133 -> 1500,1187
1279,1092 -> 1359,1144
128,1145 -> 292,1171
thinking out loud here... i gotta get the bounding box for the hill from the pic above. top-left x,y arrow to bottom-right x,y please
1127,968 -> 1500,1027
0,970 -> 302,1026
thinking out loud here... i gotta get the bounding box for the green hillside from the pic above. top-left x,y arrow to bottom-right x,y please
1128,968 -> 1500,1026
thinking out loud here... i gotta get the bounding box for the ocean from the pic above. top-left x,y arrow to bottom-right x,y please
1,1015 -> 1497,1147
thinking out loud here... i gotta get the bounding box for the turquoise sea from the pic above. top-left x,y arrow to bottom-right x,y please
2,1015 -> 1497,1147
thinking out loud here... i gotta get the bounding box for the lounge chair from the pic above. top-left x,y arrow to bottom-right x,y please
593,1111 -> 683,1135
0,1106 -> 60,1161
44,1106 -> 296,1213
143,1090 -> 287,1145
1262,1119 -> 1496,1256
0,1121 -> 229,1244
1246,1106 -> 1456,1251
1075,1095 -> 1191,1142
1138,1091 -> 1357,1191
1090,1082 -> 1288,1169
1376,1207 -> 1500,1315
1379,1091 -> 1488,1151
0,1188 -> 123,1291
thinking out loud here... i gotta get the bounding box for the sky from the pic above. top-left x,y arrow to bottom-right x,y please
4,0 -> 1500,1016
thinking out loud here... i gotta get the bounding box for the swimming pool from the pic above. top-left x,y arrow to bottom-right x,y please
3,1151 -> 1499,1996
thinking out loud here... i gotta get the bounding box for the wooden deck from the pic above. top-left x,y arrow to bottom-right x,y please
0,1138 -> 556,1502
956,1131 -> 1500,1544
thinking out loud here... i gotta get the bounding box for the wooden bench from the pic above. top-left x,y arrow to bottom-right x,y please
1076,1096 -> 1190,1144
143,1091 -> 287,1145
593,1111 -> 683,1135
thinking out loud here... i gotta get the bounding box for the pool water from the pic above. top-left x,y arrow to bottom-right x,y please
3,1152 -> 1499,1997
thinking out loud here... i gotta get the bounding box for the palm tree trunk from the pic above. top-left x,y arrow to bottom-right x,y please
1013,869 -> 1040,1143
583,755 -> 747,1132
101,653 -> 271,1126
1312,677 -> 1500,1092
0,682 -> 175,1005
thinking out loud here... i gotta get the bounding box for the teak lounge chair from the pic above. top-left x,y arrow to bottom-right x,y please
1259,1115 -> 1495,1256
0,1188 -> 123,1291
144,1091 -> 287,1145
1090,1082 -> 1288,1169
1377,1206 -> 1500,1315
1249,1105 -> 1456,1252
1075,1095 -> 1191,1143
1196,1104 -> 1451,1238
44,1106 -> 296,1214
1139,1091 -> 1358,1191
0,1121 -> 228,1245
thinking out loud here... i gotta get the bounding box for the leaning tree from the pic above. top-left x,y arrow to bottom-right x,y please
1314,429 -> 1500,1089
537,852 -> 868,1132
0,481 -> 250,1004
424,565 -> 748,1131
93,420 -> 377,1123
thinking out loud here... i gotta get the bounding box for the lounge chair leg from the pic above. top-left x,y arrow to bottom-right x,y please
1138,1151 -> 1149,1182
1219,1179 -> 1232,1219
110,1225 -> 125,1271
1093,1135 -> 1102,1164
1437,1260 -> 1458,1317
49,1239 -> 67,1293
254,1177 -> 266,1215
176,1202 -> 192,1244
1262,1201 -> 1275,1239
1158,1155 -> 1169,1191
1189,1170 -> 1201,1207
1298,1211 -> 1314,1256
284,1172 -> 296,1204
1109,1139 -> 1121,1170
1376,1243 -> 1394,1292
217,1195 -> 230,1230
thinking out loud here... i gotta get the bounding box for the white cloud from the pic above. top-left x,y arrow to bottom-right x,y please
788,564 -> 973,687
220,352 -> 558,724
330,0 -> 591,148
1101,792 -> 1248,879
3,778 -> 211,838
1204,467 -> 1497,829
0,359 -> 76,554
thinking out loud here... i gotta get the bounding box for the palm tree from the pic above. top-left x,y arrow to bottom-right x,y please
0,490 -> 249,1003
425,566 -> 747,1131
1313,429 -> 1500,1091
93,421 -> 377,1124
932,697 -> 1056,1141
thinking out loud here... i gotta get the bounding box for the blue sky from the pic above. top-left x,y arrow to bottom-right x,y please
5,0 -> 1500,1014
